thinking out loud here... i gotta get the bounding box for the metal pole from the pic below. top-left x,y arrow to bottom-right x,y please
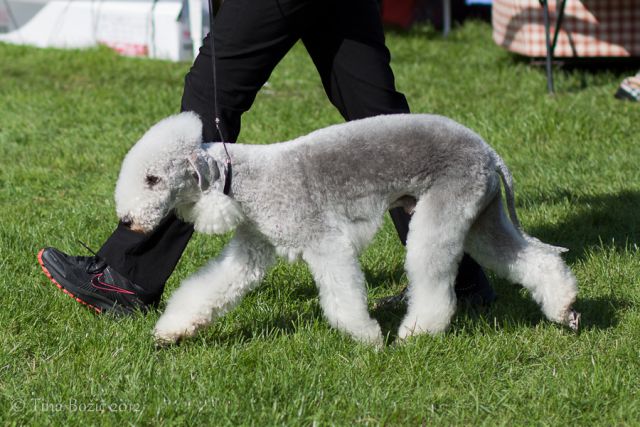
551,0 -> 568,55
540,0 -> 555,93
443,0 -> 451,37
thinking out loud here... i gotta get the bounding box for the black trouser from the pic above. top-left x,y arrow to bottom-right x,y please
98,0 -> 467,301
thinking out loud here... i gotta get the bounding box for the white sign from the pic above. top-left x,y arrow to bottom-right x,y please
0,0 -> 193,61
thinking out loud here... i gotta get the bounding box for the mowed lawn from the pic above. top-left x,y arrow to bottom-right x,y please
1,21 -> 639,425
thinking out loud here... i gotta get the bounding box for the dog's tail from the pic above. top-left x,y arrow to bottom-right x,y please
494,154 -> 568,254
494,154 -> 521,230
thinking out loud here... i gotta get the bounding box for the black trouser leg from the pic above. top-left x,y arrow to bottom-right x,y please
97,215 -> 194,302
301,0 -> 413,243
301,0 -> 488,288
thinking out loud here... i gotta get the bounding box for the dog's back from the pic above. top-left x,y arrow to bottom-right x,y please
288,114 -> 494,194
228,114 -> 496,203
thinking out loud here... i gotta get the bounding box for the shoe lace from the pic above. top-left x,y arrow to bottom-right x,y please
78,240 -> 108,274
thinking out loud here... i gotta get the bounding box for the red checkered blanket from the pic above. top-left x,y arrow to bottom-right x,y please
493,0 -> 640,57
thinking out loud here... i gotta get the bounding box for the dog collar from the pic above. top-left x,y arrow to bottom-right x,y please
222,157 -> 232,196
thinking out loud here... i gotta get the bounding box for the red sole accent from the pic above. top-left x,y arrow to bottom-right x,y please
37,249 -> 102,314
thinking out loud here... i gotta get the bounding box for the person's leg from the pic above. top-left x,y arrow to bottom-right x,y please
301,0 -> 413,242
301,0 -> 409,119
96,216 -> 194,303
180,0 -> 305,142
302,0 -> 494,304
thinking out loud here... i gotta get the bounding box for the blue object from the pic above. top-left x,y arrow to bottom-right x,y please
465,0 -> 492,5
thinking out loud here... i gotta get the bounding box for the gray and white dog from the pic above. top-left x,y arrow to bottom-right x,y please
115,112 -> 579,346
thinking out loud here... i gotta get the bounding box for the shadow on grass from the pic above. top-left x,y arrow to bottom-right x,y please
364,265 -> 406,292
193,307 -> 326,347
163,291 -> 628,349
168,284 -> 627,348
370,283 -> 628,345
525,189 -> 640,262
489,280 -> 629,331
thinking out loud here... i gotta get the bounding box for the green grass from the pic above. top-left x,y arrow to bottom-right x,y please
1,21 -> 639,425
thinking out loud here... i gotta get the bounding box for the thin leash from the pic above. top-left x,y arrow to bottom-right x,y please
207,0 -> 232,196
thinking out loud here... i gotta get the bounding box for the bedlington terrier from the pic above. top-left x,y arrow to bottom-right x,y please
115,112 -> 580,346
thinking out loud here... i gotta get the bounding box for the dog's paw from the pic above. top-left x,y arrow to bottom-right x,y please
153,328 -> 185,347
396,325 -> 431,342
154,334 -> 180,349
397,317 -> 449,341
153,313 -> 201,346
350,321 -> 384,347
397,323 -> 421,341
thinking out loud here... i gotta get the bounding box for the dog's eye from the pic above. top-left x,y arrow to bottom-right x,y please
145,175 -> 161,187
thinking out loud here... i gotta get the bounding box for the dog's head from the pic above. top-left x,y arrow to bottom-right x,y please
115,112 -> 222,233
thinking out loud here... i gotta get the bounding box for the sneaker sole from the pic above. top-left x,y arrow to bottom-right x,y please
615,87 -> 639,102
37,249 -> 131,315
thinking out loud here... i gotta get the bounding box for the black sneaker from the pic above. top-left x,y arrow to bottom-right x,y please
614,74 -> 640,102
38,247 -> 151,315
453,254 -> 497,306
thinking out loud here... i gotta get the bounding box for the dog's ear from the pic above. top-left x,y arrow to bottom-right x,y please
188,150 -> 220,191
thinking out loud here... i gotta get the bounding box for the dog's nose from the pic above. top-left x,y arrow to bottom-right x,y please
121,215 -> 133,228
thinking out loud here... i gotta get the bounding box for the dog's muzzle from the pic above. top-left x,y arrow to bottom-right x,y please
120,215 -> 133,228
120,215 -> 147,234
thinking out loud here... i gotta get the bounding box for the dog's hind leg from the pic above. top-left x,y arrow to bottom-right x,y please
153,225 -> 276,345
398,187 -> 480,340
303,241 -> 383,346
464,197 -> 578,326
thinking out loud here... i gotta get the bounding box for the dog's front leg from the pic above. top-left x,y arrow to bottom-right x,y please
303,241 -> 383,346
154,225 -> 275,345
